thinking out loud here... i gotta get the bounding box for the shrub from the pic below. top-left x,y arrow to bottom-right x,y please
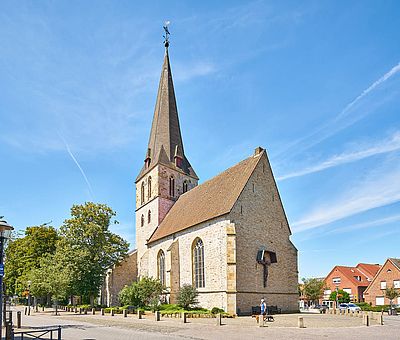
211,307 -> 224,314
177,284 -> 199,310
118,277 -> 163,308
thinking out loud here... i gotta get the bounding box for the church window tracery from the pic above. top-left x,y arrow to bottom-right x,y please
192,238 -> 205,288
157,250 -> 166,286
141,182 -> 145,204
169,176 -> 175,197
148,210 -> 151,224
183,180 -> 188,193
141,214 -> 144,227
148,177 -> 152,199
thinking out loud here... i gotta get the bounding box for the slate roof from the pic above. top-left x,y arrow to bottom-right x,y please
148,151 -> 263,243
390,258 -> 400,270
136,50 -> 197,182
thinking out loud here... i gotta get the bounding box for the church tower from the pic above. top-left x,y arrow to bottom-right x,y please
135,38 -> 198,277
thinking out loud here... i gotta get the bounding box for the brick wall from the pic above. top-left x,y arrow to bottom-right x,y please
101,251 -> 138,306
364,260 -> 400,306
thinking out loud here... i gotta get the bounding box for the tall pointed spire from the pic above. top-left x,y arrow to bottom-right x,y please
136,31 -> 197,182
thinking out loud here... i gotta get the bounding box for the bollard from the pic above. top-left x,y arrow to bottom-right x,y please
92,308 -> 96,315
298,316 -> 304,328
182,312 -> 187,323
155,311 -> 160,321
111,309 -> 115,316
84,308 -> 87,315
137,310 -> 142,319
379,313 -> 384,325
42,305 -> 45,312
216,313 -> 222,326
363,314 -> 369,326
74,307 -> 78,313
101,308 -> 104,316
123,309 -> 127,318
5,320 -> 12,340
35,305 -> 39,312
17,311 -> 21,328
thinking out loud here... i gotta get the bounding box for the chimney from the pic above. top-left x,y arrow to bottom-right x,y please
254,147 -> 264,156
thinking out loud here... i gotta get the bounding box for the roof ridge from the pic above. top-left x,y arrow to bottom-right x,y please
148,151 -> 263,243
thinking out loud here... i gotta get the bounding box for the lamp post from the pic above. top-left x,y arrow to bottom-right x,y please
0,219 -> 14,339
335,285 -> 339,310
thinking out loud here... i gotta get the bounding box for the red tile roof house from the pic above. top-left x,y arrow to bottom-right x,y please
363,258 -> 400,306
321,263 -> 381,307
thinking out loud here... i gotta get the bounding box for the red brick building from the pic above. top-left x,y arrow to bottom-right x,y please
364,258 -> 400,306
322,263 -> 380,305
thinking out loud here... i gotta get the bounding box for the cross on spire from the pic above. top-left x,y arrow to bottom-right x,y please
163,21 -> 170,49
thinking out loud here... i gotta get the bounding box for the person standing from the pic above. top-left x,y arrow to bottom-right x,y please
259,298 -> 267,327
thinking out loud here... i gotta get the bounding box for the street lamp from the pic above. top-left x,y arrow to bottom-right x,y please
0,219 -> 14,339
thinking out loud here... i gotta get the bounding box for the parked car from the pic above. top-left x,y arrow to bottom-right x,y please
346,303 -> 361,312
339,303 -> 361,312
314,305 -> 329,313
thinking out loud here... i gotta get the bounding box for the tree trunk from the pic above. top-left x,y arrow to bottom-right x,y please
90,295 -> 94,307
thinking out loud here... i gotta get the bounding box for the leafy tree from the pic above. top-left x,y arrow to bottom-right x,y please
5,226 -> 58,296
302,278 -> 325,305
385,287 -> 399,309
118,283 -> 141,307
177,284 -> 199,310
27,255 -> 70,304
57,203 -> 129,305
329,289 -> 350,304
118,277 -> 163,308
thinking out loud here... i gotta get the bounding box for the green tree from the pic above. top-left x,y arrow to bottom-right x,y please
177,284 -> 199,310
385,287 -> 399,310
329,289 -> 351,303
302,278 -> 325,305
5,225 -> 58,296
57,202 -> 129,305
27,255 -> 70,304
118,277 -> 163,308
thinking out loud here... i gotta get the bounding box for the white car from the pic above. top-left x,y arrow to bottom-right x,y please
345,303 -> 361,312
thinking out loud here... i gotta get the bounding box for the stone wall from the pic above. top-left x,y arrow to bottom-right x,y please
148,216 -> 231,312
230,151 -> 298,314
101,250 -> 138,307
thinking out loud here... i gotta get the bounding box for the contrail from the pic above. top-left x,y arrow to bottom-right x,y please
275,61 -> 400,159
335,62 -> 400,121
58,133 -> 95,201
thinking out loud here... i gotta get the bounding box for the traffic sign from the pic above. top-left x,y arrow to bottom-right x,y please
0,263 -> 4,276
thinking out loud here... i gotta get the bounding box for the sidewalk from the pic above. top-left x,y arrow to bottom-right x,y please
6,306 -> 400,340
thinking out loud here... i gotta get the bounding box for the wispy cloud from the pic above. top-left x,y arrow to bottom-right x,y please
278,131 -> 400,180
276,62 -> 400,158
330,214 -> 400,235
59,134 -> 94,201
292,159 -> 400,232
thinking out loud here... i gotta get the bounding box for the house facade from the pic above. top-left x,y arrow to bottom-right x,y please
322,263 -> 380,305
364,258 -> 400,306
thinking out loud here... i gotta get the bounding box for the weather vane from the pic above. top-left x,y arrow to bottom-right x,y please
163,21 -> 170,48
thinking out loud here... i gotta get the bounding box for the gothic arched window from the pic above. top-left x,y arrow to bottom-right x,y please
169,176 -> 175,197
192,238 -> 205,288
183,180 -> 188,193
157,250 -> 166,286
140,214 -> 144,227
148,177 -> 152,199
148,210 -> 151,224
141,182 -> 145,204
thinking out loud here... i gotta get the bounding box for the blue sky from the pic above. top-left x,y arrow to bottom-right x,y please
1,1 -> 399,279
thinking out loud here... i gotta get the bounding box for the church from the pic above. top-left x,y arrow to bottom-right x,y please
102,34 -> 299,315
